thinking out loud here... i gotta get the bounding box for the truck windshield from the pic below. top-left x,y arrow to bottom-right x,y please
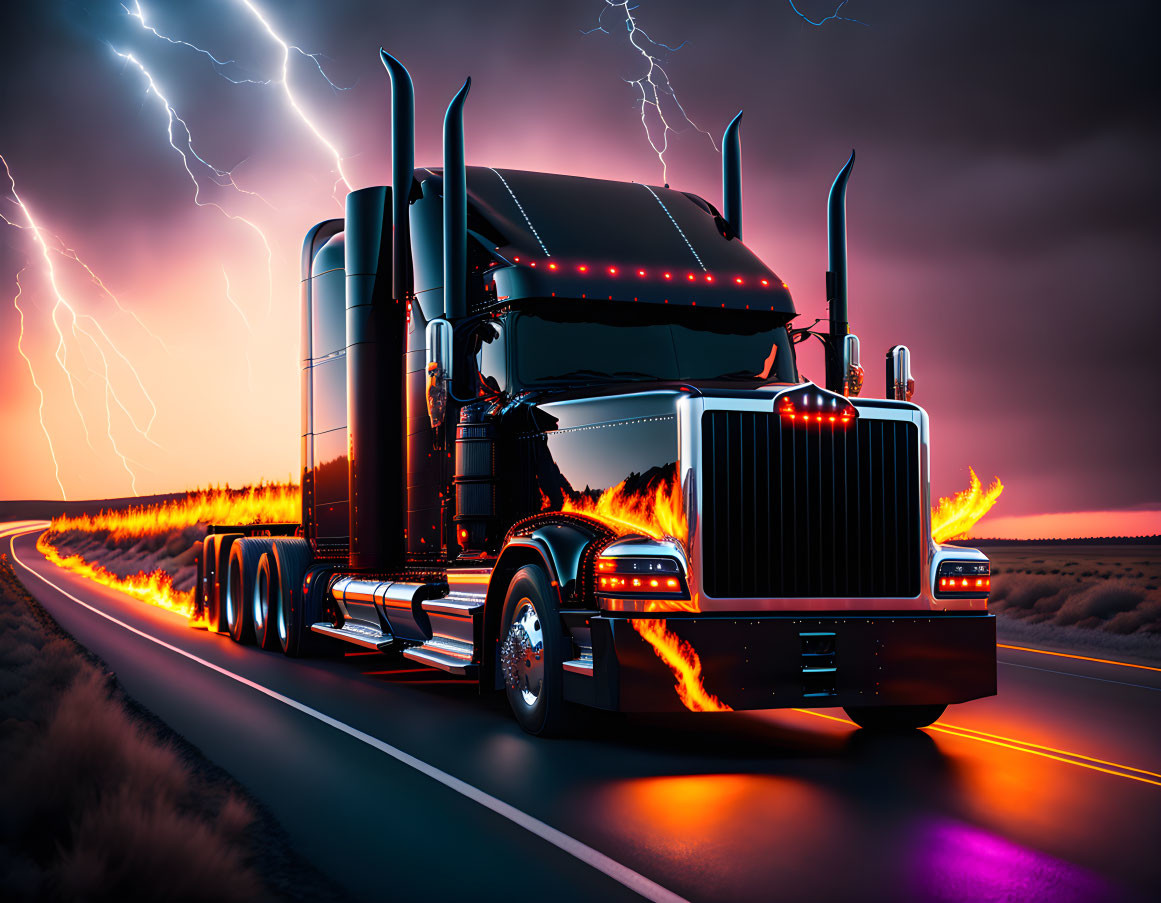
511,302 -> 797,388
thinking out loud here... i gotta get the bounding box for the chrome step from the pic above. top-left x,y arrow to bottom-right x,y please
403,636 -> 477,677
310,621 -> 394,651
563,645 -> 594,676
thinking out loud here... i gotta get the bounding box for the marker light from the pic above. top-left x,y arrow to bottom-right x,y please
663,272 -> 672,280
638,269 -> 647,277
578,265 -> 588,273
936,561 -> 991,597
595,556 -> 687,597
735,277 -> 744,285
760,279 -> 770,286
777,388 -> 857,426
608,266 -> 618,275
548,262 -> 558,270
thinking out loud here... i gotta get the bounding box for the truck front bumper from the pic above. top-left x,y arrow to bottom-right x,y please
565,612 -> 997,713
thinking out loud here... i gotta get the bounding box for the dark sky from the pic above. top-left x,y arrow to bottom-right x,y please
0,0 -> 1158,525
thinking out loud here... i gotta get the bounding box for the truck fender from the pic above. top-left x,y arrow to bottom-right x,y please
484,518 -> 611,690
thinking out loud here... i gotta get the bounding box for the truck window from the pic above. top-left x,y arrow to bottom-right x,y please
511,303 -> 796,388
475,318 -> 506,395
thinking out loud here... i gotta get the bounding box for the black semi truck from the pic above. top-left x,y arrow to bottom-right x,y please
195,51 -> 995,735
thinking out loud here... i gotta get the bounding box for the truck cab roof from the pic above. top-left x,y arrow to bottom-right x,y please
410,166 -> 797,316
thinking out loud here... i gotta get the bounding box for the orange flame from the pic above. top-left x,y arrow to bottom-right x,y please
46,482 -> 300,541
38,482 -> 300,626
554,472 -> 686,542
36,530 -> 201,624
931,468 -> 1004,543
630,618 -> 732,712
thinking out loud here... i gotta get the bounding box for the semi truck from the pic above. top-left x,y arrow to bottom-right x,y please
194,51 -> 996,735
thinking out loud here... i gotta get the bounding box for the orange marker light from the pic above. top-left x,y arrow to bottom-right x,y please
578,265 -> 588,273
608,266 -> 618,275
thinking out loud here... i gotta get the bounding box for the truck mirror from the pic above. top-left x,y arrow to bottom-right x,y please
886,344 -> 915,401
843,334 -> 863,397
426,318 -> 453,427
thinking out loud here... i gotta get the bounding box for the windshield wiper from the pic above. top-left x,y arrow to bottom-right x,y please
536,368 -> 664,384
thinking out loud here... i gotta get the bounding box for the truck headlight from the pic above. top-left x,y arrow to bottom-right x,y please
596,556 -> 688,596
935,560 -> 990,597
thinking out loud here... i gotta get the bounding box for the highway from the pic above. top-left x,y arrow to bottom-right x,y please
6,522 -> 1159,903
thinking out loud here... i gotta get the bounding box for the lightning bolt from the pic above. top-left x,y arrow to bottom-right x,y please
787,1 -> 868,28
230,0 -> 353,195
583,1 -> 719,185
126,1 -> 351,201
112,48 -> 275,311
585,2 -> 868,184
2,153 -> 162,498
222,267 -> 255,394
11,267 -> 65,498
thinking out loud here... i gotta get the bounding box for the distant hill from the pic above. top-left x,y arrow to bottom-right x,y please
0,494 -> 188,523
954,536 -> 1161,547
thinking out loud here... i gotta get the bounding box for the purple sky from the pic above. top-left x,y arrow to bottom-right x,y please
0,1 -> 1158,530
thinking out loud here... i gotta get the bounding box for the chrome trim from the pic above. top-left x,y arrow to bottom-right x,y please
598,536 -> 688,573
310,621 -> 394,651
563,645 -> 594,676
930,544 -> 990,612
680,387 -> 944,613
404,637 -> 476,675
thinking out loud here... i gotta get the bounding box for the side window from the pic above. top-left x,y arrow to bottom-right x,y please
475,318 -> 507,395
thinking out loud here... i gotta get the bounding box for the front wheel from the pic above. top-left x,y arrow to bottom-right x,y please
843,704 -> 947,731
498,565 -> 571,736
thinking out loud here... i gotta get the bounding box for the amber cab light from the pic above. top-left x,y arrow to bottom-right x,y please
777,389 -> 857,426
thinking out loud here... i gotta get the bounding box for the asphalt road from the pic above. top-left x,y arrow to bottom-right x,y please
7,522 -> 1160,903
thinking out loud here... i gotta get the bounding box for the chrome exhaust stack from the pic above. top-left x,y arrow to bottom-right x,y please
722,110 -> 743,239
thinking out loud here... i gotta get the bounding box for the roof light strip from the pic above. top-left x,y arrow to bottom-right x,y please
490,168 -> 550,257
641,184 -> 706,272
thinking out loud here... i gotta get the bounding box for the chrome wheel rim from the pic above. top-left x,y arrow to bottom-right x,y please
500,597 -> 544,707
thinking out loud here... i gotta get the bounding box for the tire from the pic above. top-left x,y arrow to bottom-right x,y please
270,538 -> 314,657
206,534 -> 241,634
843,704 -> 947,731
192,539 -> 206,627
498,565 -> 571,736
253,553 -> 281,651
226,537 -> 272,645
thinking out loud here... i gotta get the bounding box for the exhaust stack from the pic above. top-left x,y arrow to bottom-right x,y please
722,110 -> 743,240
379,50 -> 415,304
443,77 -> 471,320
825,150 -> 855,394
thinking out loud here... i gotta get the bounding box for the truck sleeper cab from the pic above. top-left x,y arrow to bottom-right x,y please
194,50 -> 995,736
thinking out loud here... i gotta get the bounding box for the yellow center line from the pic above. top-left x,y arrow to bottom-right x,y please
997,644 -> 1161,673
788,708 -> 1160,788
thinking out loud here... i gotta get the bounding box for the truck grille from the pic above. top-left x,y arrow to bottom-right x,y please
700,410 -> 921,598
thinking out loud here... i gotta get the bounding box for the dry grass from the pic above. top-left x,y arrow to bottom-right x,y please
0,552 -> 265,902
0,551 -> 349,902
987,545 -> 1161,635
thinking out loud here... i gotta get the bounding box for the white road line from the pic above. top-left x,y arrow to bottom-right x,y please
1000,660 -> 1160,693
7,527 -> 689,903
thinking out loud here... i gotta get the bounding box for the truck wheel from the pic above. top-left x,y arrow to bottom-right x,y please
271,539 -> 313,657
192,539 -> 205,627
499,565 -> 570,736
226,538 -> 270,645
253,553 -> 281,651
843,704 -> 946,731
206,533 -> 241,634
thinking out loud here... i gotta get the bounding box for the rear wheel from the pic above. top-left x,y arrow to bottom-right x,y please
499,565 -> 570,736
192,539 -> 205,627
270,538 -> 314,657
226,538 -> 271,645
843,704 -> 946,731
206,533 -> 241,634
253,553 -> 281,650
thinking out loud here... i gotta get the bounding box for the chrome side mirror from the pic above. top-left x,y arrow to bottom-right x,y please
886,344 -> 915,401
843,334 -> 863,397
426,318 -> 453,427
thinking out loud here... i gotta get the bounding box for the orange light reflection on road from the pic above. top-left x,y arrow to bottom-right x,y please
789,708 -> 1160,788
998,644 -> 1161,674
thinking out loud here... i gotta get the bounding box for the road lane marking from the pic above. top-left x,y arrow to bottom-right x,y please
789,710 -> 1161,788
1001,660 -> 1160,693
998,644 -> 1161,674
7,529 -> 689,903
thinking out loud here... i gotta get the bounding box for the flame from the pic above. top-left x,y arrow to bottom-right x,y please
931,468 -> 1004,543
630,618 -> 732,712
36,531 -> 200,624
38,482 -> 300,625
46,482 -> 300,542
554,471 -> 686,542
